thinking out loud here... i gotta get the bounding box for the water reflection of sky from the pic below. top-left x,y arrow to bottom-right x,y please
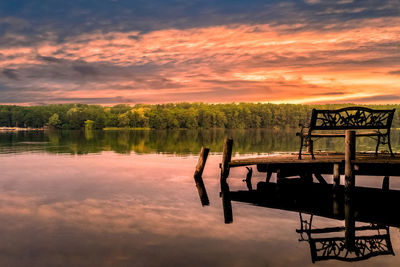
1,151 -> 399,266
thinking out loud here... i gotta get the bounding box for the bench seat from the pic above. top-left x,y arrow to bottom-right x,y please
299,132 -> 381,138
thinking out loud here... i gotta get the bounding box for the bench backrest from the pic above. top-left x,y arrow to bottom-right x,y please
310,107 -> 395,130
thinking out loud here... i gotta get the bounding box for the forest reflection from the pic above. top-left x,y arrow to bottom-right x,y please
0,129 -> 400,155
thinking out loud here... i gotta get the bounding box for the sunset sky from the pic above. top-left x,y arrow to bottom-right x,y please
0,0 -> 399,105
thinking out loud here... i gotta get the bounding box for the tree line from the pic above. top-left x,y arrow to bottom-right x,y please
0,103 -> 399,130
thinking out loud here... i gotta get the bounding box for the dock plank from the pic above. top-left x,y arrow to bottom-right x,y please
228,152 -> 400,176
229,152 -> 400,167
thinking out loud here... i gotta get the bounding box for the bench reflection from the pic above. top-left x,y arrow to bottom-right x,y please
297,213 -> 393,262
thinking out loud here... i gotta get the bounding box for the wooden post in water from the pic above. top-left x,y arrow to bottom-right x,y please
220,138 -> 233,223
333,163 -> 341,217
194,147 -> 210,206
221,138 -> 233,180
221,179 -> 233,224
344,130 -> 356,250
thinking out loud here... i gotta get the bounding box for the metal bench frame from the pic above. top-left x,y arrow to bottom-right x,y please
297,107 -> 395,159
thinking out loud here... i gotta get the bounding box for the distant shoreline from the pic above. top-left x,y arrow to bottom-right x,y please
0,127 -> 45,132
0,127 -> 44,131
103,127 -> 151,131
0,126 -> 152,131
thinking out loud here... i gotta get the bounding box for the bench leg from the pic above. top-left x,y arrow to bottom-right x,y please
298,136 -> 304,160
375,135 -> 381,156
309,140 -> 315,160
387,136 -> 395,158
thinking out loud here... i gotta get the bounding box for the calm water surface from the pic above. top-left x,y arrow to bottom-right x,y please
0,129 -> 399,266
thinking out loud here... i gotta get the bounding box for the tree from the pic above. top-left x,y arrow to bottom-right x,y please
66,107 -> 86,129
118,113 -> 130,127
0,103 -> 399,130
84,120 -> 94,130
48,113 -> 61,128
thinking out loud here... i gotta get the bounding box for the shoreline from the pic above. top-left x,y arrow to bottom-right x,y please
0,127 -> 44,131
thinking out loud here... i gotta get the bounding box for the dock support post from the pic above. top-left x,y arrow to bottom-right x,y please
333,163 -> 341,217
382,176 -> 390,191
221,138 -> 233,180
314,172 -> 327,184
220,138 -> 233,223
194,147 -> 210,206
266,171 -> 272,183
344,130 -> 356,251
299,171 -> 313,184
333,163 -> 340,188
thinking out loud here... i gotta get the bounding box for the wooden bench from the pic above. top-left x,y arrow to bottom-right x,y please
297,107 -> 395,159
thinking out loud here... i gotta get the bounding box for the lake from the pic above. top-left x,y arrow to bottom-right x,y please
0,129 -> 399,266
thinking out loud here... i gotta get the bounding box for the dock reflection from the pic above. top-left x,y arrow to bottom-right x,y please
220,176 -> 400,263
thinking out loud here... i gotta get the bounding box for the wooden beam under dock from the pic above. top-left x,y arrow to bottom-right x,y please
227,152 -> 400,176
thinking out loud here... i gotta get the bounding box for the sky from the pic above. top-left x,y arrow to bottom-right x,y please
0,0 -> 399,105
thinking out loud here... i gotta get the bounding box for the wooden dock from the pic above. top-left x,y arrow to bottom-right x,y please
220,130 -> 400,180
189,130 -> 400,254
230,152 -> 400,167
229,152 -> 400,176
215,131 -> 400,254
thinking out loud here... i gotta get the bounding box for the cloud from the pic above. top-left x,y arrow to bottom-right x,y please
304,0 -> 321,4
72,64 -> 99,77
0,1 -> 400,104
305,94 -> 400,104
37,55 -> 63,63
349,94 -> 400,102
388,70 -> 400,75
313,91 -> 345,96
0,0 -> 399,45
2,68 -> 18,80
46,96 -> 135,104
